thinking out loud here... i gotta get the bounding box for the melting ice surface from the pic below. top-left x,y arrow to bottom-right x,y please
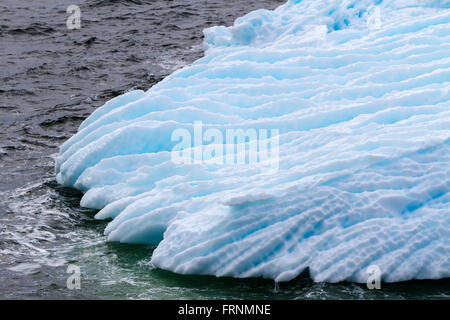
56,0 -> 450,283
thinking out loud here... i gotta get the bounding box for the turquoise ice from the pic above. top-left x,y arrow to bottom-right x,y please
56,0 -> 450,283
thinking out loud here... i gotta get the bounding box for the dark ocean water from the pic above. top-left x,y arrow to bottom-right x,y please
0,0 -> 449,299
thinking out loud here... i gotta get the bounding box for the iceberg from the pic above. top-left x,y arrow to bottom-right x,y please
56,0 -> 450,283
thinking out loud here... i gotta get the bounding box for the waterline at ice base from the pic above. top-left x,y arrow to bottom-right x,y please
55,0 -> 450,283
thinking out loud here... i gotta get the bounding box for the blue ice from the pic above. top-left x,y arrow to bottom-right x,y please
56,0 -> 450,283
